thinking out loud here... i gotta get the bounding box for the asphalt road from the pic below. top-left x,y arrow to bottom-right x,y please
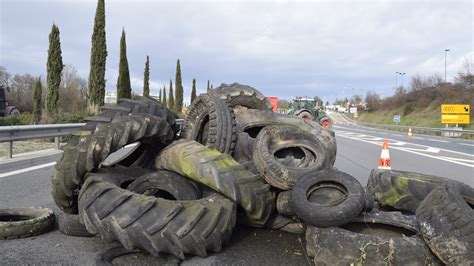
0,121 -> 473,264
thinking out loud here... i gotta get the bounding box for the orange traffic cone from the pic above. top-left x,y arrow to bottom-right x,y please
378,139 -> 391,170
407,128 -> 413,138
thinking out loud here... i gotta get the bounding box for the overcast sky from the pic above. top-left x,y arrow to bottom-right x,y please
1,0 -> 472,104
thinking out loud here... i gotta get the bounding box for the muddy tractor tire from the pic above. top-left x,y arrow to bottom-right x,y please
126,170 -> 201,201
52,113 -> 175,214
155,140 -> 275,227
79,167 -> 236,259
210,82 -> 273,110
367,169 -> 474,213
416,186 -> 474,265
182,94 -> 237,154
306,211 -> 441,265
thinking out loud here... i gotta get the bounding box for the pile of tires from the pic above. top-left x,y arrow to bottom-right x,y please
46,83 -> 473,264
47,83 -> 336,260
304,169 -> 473,265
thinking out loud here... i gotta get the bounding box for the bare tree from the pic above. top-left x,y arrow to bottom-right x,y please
0,66 -> 11,88
59,65 -> 87,114
455,58 -> 473,89
364,91 -> 380,110
9,74 -> 35,112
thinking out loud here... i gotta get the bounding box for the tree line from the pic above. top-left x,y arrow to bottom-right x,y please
1,0 -> 214,125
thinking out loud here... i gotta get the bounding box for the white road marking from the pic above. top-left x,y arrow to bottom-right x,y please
427,139 -> 449,143
0,162 -> 56,179
459,143 -> 474,147
336,131 -> 474,168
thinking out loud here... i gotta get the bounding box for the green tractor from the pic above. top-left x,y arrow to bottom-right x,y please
288,97 -> 331,128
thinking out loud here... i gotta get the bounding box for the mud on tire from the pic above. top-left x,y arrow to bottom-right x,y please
306,211 -> 442,266
0,207 -> 55,239
155,140 -> 275,226
52,114 -> 175,214
57,211 -> 94,237
416,185 -> 474,265
253,125 -> 333,190
79,167 -> 236,259
210,82 -> 273,110
367,169 -> 474,212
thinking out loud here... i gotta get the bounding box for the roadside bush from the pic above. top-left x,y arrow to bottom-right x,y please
0,112 -> 33,126
403,104 -> 415,116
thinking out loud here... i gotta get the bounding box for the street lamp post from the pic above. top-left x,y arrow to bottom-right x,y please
400,72 -> 406,88
445,49 -> 450,84
395,72 -> 399,90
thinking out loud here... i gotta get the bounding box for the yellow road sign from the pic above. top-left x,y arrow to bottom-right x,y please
441,114 -> 470,124
442,104 -> 470,114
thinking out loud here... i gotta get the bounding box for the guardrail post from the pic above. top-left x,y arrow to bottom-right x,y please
55,137 -> 60,150
7,141 -> 13,158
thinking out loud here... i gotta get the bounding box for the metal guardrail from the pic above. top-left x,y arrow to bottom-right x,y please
332,112 -> 474,137
0,123 -> 86,158
0,119 -> 185,159
356,121 -> 474,136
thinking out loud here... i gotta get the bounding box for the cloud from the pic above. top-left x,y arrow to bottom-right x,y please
1,0 -> 472,103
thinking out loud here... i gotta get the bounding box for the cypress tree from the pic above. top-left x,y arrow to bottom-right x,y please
159,88 -> 162,102
168,79 -> 174,110
162,85 -> 167,107
143,55 -> 150,96
46,23 -> 63,116
87,0 -> 107,112
191,78 -> 197,103
175,59 -> 183,113
117,29 -> 131,99
210,84 -> 213,89
32,77 -> 42,123
207,80 -> 210,92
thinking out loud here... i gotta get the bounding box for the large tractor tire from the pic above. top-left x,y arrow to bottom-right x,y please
306,211 -> 442,265
155,140 -> 275,226
210,82 -> 273,110
416,186 -> 474,265
79,167 -> 236,259
367,169 -> 474,213
181,94 -> 236,154
52,113 -> 175,214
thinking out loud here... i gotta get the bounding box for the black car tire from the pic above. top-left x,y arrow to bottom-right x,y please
289,170 -> 365,227
0,207 -> 55,239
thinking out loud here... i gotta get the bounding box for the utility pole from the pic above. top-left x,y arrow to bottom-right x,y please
444,49 -> 450,84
